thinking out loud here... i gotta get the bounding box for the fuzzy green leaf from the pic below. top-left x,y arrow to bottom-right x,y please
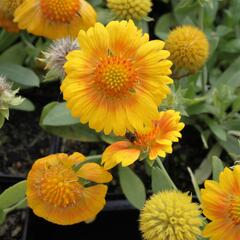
119,166 -> 146,209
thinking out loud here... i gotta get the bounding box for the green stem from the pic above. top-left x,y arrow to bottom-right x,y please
73,154 -> 102,172
156,157 -> 177,190
198,5 -> 207,94
198,5 -> 204,30
86,154 -> 102,161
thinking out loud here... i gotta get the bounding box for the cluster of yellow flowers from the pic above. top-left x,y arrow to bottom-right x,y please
1,1 -> 230,240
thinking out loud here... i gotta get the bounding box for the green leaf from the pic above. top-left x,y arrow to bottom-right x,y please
0,63 -> 39,87
0,209 -> 6,225
203,117 -> 227,141
100,133 -> 123,144
218,135 -> 240,156
42,102 -> 79,126
215,56 -> 240,88
221,39 -> 240,53
212,156 -> 224,181
0,43 -> 26,64
195,144 -> 222,184
40,102 -> 100,142
151,167 -> 174,193
223,119 -> 240,131
118,166 -> 146,209
187,167 -> 201,202
155,13 -> 176,39
0,181 -> 26,210
10,98 -> 35,112
0,31 -> 18,52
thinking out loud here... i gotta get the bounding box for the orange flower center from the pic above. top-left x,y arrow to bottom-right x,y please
95,56 -> 138,97
38,165 -> 82,208
40,0 -> 80,23
229,196 -> 240,224
135,121 -> 162,147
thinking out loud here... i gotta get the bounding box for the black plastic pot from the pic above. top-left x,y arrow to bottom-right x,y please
26,196 -> 141,240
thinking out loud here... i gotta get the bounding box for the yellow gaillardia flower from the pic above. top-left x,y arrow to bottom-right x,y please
102,110 -> 184,169
201,166 -> 240,239
165,25 -> 209,73
61,20 -> 173,136
14,0 -> 96,39
0,0 -> 23,32
140,191 -> 202,240
107,0 -> 152,20
27,152 -> 112,225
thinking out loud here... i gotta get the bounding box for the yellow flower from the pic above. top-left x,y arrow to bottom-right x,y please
102,110 -> 184,169
27,152 -> 112,225
14,0 -> 96,39
0,0 -> 22,32
61,20 -> 173,136
140,191 -> 202,240
107,0 -> 152,20
201,166 -> 240,240
165,25 -> 209,73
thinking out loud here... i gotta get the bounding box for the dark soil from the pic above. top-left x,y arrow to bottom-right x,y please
0,210 -> 27,240
0,82 -> 60,176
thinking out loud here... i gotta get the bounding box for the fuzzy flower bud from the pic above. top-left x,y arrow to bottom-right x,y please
42,37 -> 79,80
165,25 -> 209,74
0,75 -> 23,128
107,0 -> 152,20
140,191 -> 202,240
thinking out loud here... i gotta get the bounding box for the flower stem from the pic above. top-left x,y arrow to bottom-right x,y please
156,157 -> 177,190
86,154 -> 102,162
198,5 -> 207,94
73,154 -> 102,172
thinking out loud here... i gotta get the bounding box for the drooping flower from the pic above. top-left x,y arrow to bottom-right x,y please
102,110 -> 184,169
27,152 -> 112,225
0,75 -> 23,128
14,0 -> 96,39
140,191 -> 202,240
61,20 -> 173,136
42,37 -> 79,79
0,0 -> 23,32
107,0 -> 152,20
201,166 -> 240,240
165,25 -> 209,73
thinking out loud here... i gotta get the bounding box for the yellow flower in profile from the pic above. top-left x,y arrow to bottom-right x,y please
140,191 -> 202,240
165,25 -> 209,73
201,166 -> 240,240
14,0 -> 96,39
61,20 -> 173,136
0,0 -> 23,32
107,0 -> 152,20
102,110 -> 184,169
27,152 -> 112,225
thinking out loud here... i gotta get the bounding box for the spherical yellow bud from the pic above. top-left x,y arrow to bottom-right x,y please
107,0 -> 152,20
139,191 -> 202,240
165,25 -> 209,73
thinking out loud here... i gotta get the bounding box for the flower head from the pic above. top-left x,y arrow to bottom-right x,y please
107,0 -> 152,20
43,37 -> 79,78
0,0 -> 23,32
102,110 -> 184,169
140,191 -> 202,240
14,0 -> 96,39
27,152 -> 112,225
165,25 -> 209,73
201,166 -> 240,239
61,20 -> 173,136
